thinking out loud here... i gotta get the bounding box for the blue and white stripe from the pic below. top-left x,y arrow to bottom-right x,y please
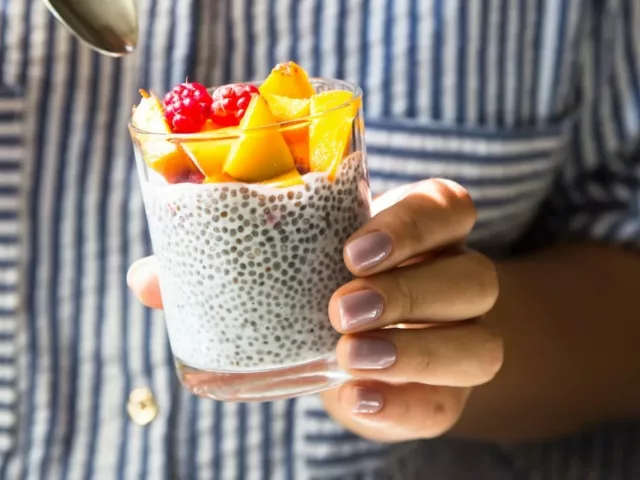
0,0 -> 638,478
0,85 -> 21,456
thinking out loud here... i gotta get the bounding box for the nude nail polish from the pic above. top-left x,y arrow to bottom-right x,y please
348,337 -> 397,370
338,290 -> 384,331
345,231 -> 393,271
353,387 -> 383,414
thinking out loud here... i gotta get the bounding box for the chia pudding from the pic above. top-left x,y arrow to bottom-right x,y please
143,152 -> 371,372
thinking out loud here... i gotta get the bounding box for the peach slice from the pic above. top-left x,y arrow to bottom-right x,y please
259,169 -> 304,188
309,90 -> 360,176
223,95 -> 296,182
131,92 -> 197,181
182,122 -> 238,177
259,61 -> 315,99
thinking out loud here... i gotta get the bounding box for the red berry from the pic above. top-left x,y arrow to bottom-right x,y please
166,168 -> 204,185
163,82 -> 213,133
210,83 -> 259,127
188,170 -> 205,184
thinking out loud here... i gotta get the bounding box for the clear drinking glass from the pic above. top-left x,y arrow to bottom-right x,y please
129,78 -> 371,401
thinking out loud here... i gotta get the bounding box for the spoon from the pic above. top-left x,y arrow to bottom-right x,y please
42,0 -> 139,57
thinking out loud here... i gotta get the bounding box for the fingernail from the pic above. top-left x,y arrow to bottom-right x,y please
345,231 -> 393,271
348,338 -> 397,370
338,290 -> 384,331
127,257 -> 155,287
353,387 -> 383,414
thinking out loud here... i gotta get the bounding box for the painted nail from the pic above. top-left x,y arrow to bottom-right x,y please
353,387 -> 383,414
345,231 -> 393,271
348,337 -> 397,370
338,290 -> 384,331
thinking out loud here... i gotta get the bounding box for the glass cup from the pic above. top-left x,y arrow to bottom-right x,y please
129,78 -> 371,401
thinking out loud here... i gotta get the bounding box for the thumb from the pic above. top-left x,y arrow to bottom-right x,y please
127,256 -> 163,309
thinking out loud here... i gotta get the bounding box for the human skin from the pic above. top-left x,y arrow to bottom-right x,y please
127,178 -> 640,444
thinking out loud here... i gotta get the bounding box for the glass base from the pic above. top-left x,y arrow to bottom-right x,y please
175,355 -> 348,402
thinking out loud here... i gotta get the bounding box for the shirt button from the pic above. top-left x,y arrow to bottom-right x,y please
127,387 -> 158,426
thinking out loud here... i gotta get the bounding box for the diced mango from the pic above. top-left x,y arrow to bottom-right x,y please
203,172 -> 236,184
259,61 -> 315,99
131,93 -> 197,181
182,124 -> 238,177
280,122 -> 310,173
260,169 -> 305,188
240,94 -> 279,129
262,94 -> 311,172
132,93 -> 171,134
223,95 -> 296,182
309,117 -> 353,178
309,90 -> 360,176
310,90 -> 361,117
262,94 -> 310,122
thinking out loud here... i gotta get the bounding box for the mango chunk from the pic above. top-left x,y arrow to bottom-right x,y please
223,95 -> 295,182
131,93 -> 197,182
182,123 -> 238,177
280,122 -> 310,173
203,172 -> 236,184
310,90 -> 361,117
263,94 -> 310,122
259,169 -> 305,188
309,91 -> 360,176
262,94 -> 311,172
259,61 -> 315,99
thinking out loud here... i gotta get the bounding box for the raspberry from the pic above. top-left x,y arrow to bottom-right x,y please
188,170 -> 205,184
210,83 -> 259,127
166,169 -> 205,185
163,82 -> 213,133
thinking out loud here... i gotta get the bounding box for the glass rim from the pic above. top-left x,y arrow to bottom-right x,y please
128,77 -> 363,140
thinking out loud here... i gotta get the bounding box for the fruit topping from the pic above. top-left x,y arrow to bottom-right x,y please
311,90 -> 360,117
203,173 -> 237,183
203,172 -> 236,184
132,61 -> 361,186
223,95 -> 295,182
181,123 -> 237,178
259,61 -> 315,99
132,91 -> 198,182
279,122 -> 310,173
259,168 -> 304,188
309,91 -> 360,177
163,82 -> 213,133
210,83 -> 260,127
262,93 -> 312,173
262,94 -> 310,122
187,170 -> 206,184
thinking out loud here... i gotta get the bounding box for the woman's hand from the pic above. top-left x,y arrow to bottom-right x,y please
319,179 -> 502,442
127,179 -> 503,444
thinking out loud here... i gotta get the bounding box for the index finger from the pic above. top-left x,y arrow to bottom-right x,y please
344,179 -> 476,276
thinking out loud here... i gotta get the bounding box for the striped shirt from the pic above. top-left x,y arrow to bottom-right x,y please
1,0 -> 639,478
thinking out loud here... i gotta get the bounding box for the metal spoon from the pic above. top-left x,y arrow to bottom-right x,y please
42,0 -> 138,57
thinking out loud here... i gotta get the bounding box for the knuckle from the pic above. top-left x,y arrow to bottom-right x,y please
390,273 -> 419,320
468,251 -> 500,312
398,180 -> 478,249
479,329 -> 505,380
394,197 -> 428,248
412,346 -> 434,375
428,179 -> 477,231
